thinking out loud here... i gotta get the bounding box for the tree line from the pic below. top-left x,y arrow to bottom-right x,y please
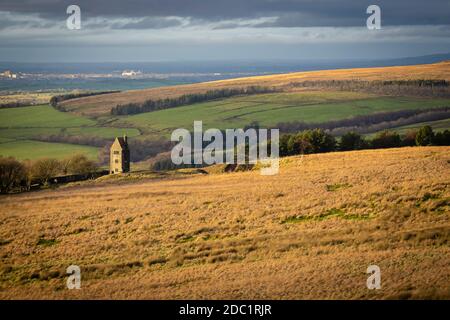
288,79 -> 450,97
146,125 -> 450,172
34,133 -> 109,148
2,126 -> 448,192
110,86 -> 279,115
275,107 -> 450,134
0,154 -> 98,194
292,79 -> 449,88
97,138 -> 174,164
32,132 -> 173,164
279,126 -> 450,157
0,101 -> 35,109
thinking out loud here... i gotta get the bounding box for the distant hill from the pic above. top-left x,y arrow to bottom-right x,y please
375,53 -> 450,66
62,60 -> 450,117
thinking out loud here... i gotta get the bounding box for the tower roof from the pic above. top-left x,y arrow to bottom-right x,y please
114,137 -> 129,149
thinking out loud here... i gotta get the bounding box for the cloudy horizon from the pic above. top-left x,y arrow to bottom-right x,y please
0,0 -> 449,62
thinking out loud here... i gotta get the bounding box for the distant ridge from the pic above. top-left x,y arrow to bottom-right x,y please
62,60 -> 450,117
377,53 -> 450,67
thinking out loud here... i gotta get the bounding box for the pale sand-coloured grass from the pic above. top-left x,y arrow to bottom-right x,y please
0,147 -> 449,299
0,92 -> 53,106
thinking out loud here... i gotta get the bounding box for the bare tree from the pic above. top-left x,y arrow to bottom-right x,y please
0,157 -> 26,193
63,154 -> 97,174
30,158 -> 61,185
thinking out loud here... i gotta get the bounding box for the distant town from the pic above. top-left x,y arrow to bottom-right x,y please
0,69 -> 253,82
0,68 -> 264,93
0,69 -> 162,80
0,70 -> 19,79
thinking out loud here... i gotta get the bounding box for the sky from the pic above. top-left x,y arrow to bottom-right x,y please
0,0 -> 449,62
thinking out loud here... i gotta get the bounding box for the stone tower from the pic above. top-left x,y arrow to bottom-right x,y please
110,136 -> 130,174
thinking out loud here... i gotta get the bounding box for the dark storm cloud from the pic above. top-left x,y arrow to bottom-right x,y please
0,0 -> 449,28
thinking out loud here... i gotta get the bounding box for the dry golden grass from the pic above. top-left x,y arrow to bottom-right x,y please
0,92 -> 54,106
62,61 -> 450,117
0,147 -> 449,299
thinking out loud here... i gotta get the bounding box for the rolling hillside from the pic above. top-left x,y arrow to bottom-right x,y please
61,61 -> 450,117
0,105 -> 139,160
2,91 -> 448,161
0,147 -> 448,299
120,93 -> 450,136
1,61 -> 450,161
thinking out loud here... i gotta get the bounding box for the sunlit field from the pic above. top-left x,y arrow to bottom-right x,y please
0,105 -> 139,160
61,61 -> 450,117
0,147 -> 448,299
122,93 -> 450,135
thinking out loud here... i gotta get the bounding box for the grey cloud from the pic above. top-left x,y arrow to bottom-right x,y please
0,12 -> 56,30
0,0 -> 449,28
115,17 -> 185,30
257,12 -> 364,28
0,19 -> 24,30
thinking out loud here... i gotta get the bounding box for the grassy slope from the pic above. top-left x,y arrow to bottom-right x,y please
1,93 -> 448,160
0,105 -> 140,160
0,140 -> 99,160
392,118 -> 450,134
3,62 -> 450,160
61,60 -> 450,117
0,92 -> 54,106
0,147 -> 448,299
0,105 -> 95,128
121,92 -> 450,135
0,127 -> 140,140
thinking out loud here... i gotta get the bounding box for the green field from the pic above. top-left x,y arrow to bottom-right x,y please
384,118 -> 450,135
365,118 -> 450,139
0,105 -> 95,128
0,105 -> 140,160
1,92 -> 449,161
0,137 -> 14,143
0,140 -> 99,160
120,92 -> 450,135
